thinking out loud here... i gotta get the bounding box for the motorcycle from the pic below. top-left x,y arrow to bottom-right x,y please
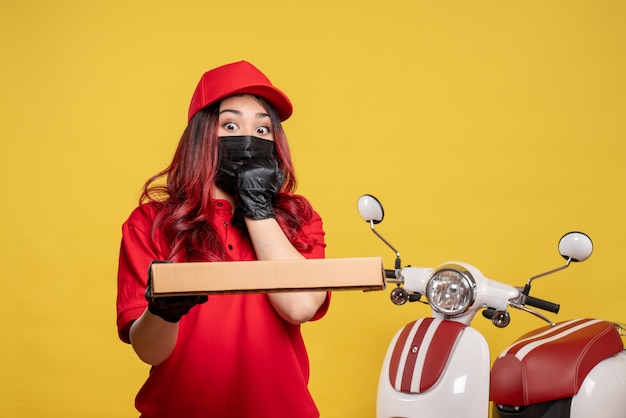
356,194 -> 626,418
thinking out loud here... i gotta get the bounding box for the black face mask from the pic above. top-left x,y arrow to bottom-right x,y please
215,135 -> 278,195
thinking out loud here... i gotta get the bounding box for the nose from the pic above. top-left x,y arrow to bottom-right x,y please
240,125 -> 256,136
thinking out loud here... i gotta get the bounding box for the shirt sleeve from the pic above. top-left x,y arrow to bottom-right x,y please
300,209 -> 331,321
116,204 -> 165,343
300,209 -> 326,260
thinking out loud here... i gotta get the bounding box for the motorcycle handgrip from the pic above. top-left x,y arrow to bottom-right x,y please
385,269 -> 396,279
482,307 -> 496,320
525,296 -> 560,314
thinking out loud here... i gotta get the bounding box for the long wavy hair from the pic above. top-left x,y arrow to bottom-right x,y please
141,95 -> 316,262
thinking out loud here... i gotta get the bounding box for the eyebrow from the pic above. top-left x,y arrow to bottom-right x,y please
219,109 -> 270,119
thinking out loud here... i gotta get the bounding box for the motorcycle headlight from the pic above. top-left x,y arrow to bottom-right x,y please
425,264 -> 476,316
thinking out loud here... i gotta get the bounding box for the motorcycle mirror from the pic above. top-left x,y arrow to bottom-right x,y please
558,232 -> 593,262
357,194 -> 385,224
525,231 -> 593,290
357,194 -> 402,280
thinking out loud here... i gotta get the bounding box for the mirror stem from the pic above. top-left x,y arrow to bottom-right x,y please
369,220 -> 400,257
523,257 -> 572,295
369,220 -> 402,278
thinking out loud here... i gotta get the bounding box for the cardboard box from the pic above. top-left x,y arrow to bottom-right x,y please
150,257 -> 385,296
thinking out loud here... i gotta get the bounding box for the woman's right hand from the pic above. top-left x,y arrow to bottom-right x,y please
129,261 -> 208,366
145,279 -> 208,323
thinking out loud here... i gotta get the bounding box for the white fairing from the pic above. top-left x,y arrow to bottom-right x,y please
401,264 -> 518,327
570,350 -> 626,418
377,326 -> 490,418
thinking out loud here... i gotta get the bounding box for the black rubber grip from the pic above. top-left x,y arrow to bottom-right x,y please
385,269 -> 396,278
525,296 -> 560,313
482,308 -> 496,319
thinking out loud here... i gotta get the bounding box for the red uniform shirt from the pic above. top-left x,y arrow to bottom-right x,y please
116,199 -> 329,418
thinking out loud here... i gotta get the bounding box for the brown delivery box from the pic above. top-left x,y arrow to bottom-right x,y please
150,257 -> 385,296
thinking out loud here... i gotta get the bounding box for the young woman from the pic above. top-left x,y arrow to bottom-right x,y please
116,61 -> 330,418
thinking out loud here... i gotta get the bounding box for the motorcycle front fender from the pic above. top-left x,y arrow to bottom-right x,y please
377,319 -> 490,418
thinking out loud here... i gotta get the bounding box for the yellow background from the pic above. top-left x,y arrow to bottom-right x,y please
1,1 -> 624,417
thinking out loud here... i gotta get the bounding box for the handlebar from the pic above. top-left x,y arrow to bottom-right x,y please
524,296 -> 560,314
482,295 -> 560,324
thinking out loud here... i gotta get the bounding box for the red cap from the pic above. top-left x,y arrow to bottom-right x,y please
187,61 -> 293,122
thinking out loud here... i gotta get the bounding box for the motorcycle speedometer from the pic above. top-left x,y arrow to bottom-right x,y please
425,264 -> 476,316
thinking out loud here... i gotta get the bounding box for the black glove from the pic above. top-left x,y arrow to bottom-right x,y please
145,261 -> 208,323
235,157 -> 284,220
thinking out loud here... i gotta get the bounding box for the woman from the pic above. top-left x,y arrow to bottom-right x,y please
116,61 -> 329,418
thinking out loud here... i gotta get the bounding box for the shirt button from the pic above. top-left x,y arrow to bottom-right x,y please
227,245 -> 233,250
217,202 -> 223,207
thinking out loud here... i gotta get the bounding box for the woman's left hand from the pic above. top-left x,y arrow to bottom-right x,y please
235,157 -> 284,220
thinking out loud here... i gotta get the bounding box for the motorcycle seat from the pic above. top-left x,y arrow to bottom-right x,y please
490,318 -> 623,406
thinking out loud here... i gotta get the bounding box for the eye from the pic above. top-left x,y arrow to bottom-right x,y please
256,126 -> 271,135
223,122 -> 238,132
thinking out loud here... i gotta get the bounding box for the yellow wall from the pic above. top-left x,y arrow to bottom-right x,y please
1,1 -> 624,416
